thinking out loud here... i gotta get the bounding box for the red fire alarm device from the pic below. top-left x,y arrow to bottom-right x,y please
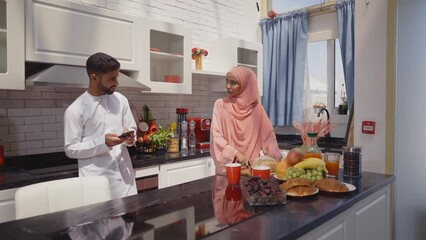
362,121 -> 376,134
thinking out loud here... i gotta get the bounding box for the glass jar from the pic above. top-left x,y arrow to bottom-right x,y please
343,146 -> 362,177
301,132 -> 322,159
167,135 -> 179,153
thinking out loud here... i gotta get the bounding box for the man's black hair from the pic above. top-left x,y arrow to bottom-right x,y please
86,52 -> 120,76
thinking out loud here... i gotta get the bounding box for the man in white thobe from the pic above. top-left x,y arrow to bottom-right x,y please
64,52 -> 137,199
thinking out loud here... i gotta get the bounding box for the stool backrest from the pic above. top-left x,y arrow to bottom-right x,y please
15,176 -> 111,219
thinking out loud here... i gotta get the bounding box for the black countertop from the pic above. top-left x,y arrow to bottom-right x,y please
0,148 -> 211,190
0,172 -> 394,240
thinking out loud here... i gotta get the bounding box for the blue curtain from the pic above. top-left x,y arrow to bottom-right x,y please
336,0 -> 355,109
259,11 -> 308,126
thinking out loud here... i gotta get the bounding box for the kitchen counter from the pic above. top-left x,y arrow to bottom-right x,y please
0,171 -> 394,240
0,134 -> 343,191
0,148 -> 211,191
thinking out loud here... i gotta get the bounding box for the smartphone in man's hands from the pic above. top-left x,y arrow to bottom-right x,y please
118,131 -> 134,138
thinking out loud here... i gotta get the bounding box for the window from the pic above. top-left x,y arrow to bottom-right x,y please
308,39 -> 346,109
271,0 -> 347,112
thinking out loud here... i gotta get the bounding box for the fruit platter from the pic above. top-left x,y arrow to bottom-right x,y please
275,147 -> 327,181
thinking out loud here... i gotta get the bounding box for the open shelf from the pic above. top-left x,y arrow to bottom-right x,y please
150,51 -> 184,61
192,69 -> 226,77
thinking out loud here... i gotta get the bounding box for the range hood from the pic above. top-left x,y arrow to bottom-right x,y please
25,65 -> 150,91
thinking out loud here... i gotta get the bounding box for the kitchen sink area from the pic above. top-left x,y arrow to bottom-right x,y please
277,135 -> 346,153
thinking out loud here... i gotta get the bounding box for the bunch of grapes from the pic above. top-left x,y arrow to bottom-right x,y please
284,166 -> 326,181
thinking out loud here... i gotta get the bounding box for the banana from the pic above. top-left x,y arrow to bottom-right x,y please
293,157 -> 325,169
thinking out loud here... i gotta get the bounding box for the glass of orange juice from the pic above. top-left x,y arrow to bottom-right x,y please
324,152 -> 341,178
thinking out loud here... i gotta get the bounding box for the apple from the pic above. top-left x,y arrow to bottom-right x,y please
287,148 -> 305,166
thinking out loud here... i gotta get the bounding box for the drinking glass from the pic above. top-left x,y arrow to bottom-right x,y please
324,152 -> 341,178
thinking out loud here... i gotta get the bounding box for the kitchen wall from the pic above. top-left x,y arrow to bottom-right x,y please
354,0 -> 391,174
0,0 -> 260,157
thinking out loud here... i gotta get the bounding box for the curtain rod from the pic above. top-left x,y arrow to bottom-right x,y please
260,1 -> 336,21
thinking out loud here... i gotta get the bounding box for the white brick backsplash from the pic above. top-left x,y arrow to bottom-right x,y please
1,0 -> 253,155
10,124 -> 42,133
5,150 -> 27,157
44,139 -> 65,148
0,100 -> 24,108
24,116 -> 56,125
41,108 -> 66,116
56,115 -> 64,123
0,126 -> 8,135
42,92 -> 72,100
8,91 -> 41,100
10,140 -> 43,150
26,131 -> 57,141
42,123 -> 64,132
0,91 -> 7,99
57,130 -> 64,139
8,108 -> 41,117
25,100 -> 56,108
0,133 -> 25,142
56,99 -> 75,108
0,117 -> 24,126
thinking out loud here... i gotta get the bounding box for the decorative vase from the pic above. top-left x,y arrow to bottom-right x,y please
195,55 -> 202,70
338,104 -> 348,115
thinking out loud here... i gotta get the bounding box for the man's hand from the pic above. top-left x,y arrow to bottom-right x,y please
105,128 -> 135,147
122,128 -> 135,146
105,133 -> 126,147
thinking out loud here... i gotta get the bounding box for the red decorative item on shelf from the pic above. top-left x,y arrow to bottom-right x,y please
268,10 -> 277,19
192,47 -> 208,70
164,75 -> 180,83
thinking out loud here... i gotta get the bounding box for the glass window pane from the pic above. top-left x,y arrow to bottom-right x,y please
335,40 -> 346,107
308,41 -> 328,107
272,0 -> 324,12
0,1 -> 6,73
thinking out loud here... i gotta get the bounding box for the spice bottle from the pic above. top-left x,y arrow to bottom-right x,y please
189,120 -> 196,149
176,108 -> 188,145
180,120 -> 188,152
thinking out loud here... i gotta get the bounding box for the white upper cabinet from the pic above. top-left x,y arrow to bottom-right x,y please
209,38 -> 263,96
25,0 -> 140,70
140,18 -> 192,94
0,0 -> 24,90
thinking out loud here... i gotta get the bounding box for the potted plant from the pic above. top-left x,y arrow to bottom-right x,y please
339,94 -> 348,115
148,126 -> 173,151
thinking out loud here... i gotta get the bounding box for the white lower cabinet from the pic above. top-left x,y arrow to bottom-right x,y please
298,184 -> 391,240
159,157 -> 215,189
0,188 -> 19,223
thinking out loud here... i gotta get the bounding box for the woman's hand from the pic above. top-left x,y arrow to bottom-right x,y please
235,152 -> 250,167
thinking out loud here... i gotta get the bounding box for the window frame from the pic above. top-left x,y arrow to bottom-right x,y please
307,32 -> 337,114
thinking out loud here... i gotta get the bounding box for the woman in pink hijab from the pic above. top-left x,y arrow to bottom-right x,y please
210,66 -> 282,173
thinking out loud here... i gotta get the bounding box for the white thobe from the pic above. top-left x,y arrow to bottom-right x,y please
64,91 -> 137,199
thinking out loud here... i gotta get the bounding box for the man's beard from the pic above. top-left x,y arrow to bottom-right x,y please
99,83 -> 115,95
